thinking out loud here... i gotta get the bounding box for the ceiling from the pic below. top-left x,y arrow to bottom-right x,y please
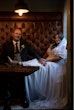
0,0 -> 65,12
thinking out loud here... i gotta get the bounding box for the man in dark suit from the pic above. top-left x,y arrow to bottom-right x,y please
1,28 -> 46,108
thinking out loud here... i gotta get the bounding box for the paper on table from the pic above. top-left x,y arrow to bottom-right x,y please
21,59 -> 42,67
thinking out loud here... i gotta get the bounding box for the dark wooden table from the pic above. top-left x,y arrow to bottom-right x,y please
0,65 -> 39,110
0,65 -> 39,75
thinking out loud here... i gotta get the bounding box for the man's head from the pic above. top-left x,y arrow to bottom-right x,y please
12,28 -> 22,42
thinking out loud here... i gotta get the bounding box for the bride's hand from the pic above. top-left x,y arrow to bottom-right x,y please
38,58 -> 47,66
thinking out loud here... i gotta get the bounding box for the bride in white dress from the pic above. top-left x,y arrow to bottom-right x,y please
22,32 -> 67,109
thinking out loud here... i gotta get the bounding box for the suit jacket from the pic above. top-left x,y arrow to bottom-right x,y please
1,39 -> 41,64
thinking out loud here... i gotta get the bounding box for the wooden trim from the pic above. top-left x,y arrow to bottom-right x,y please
0,11 -> 62,21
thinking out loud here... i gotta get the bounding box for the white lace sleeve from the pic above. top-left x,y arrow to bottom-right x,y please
54,38 -> 67,59
57,45 -> 67,59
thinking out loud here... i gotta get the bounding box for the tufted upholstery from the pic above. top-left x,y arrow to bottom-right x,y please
0,12 -> 62,57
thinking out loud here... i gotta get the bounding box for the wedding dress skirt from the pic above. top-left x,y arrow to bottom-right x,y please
22,58 -> 68,109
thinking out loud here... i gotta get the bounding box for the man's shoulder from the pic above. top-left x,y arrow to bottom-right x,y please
3,40 -> 12,47
20,39 -> 29,46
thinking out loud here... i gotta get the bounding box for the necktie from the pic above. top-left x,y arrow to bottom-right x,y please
14,42 -> 21,61
16,42 -> 19,53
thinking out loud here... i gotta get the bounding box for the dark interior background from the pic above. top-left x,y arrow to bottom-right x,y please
0,0 -> 64,12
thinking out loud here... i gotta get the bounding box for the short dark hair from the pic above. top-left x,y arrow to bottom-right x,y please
54,32 -> 64,40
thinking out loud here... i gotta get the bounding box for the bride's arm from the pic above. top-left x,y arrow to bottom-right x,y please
45,55 -> 62,62
43,51 -> 48,58
43,44 -> 53,58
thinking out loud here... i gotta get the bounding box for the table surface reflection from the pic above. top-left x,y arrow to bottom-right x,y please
0,65 -> 39,76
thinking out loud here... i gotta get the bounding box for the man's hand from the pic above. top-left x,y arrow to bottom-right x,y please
7,56 -> 19,65
38,58 -> 47,66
